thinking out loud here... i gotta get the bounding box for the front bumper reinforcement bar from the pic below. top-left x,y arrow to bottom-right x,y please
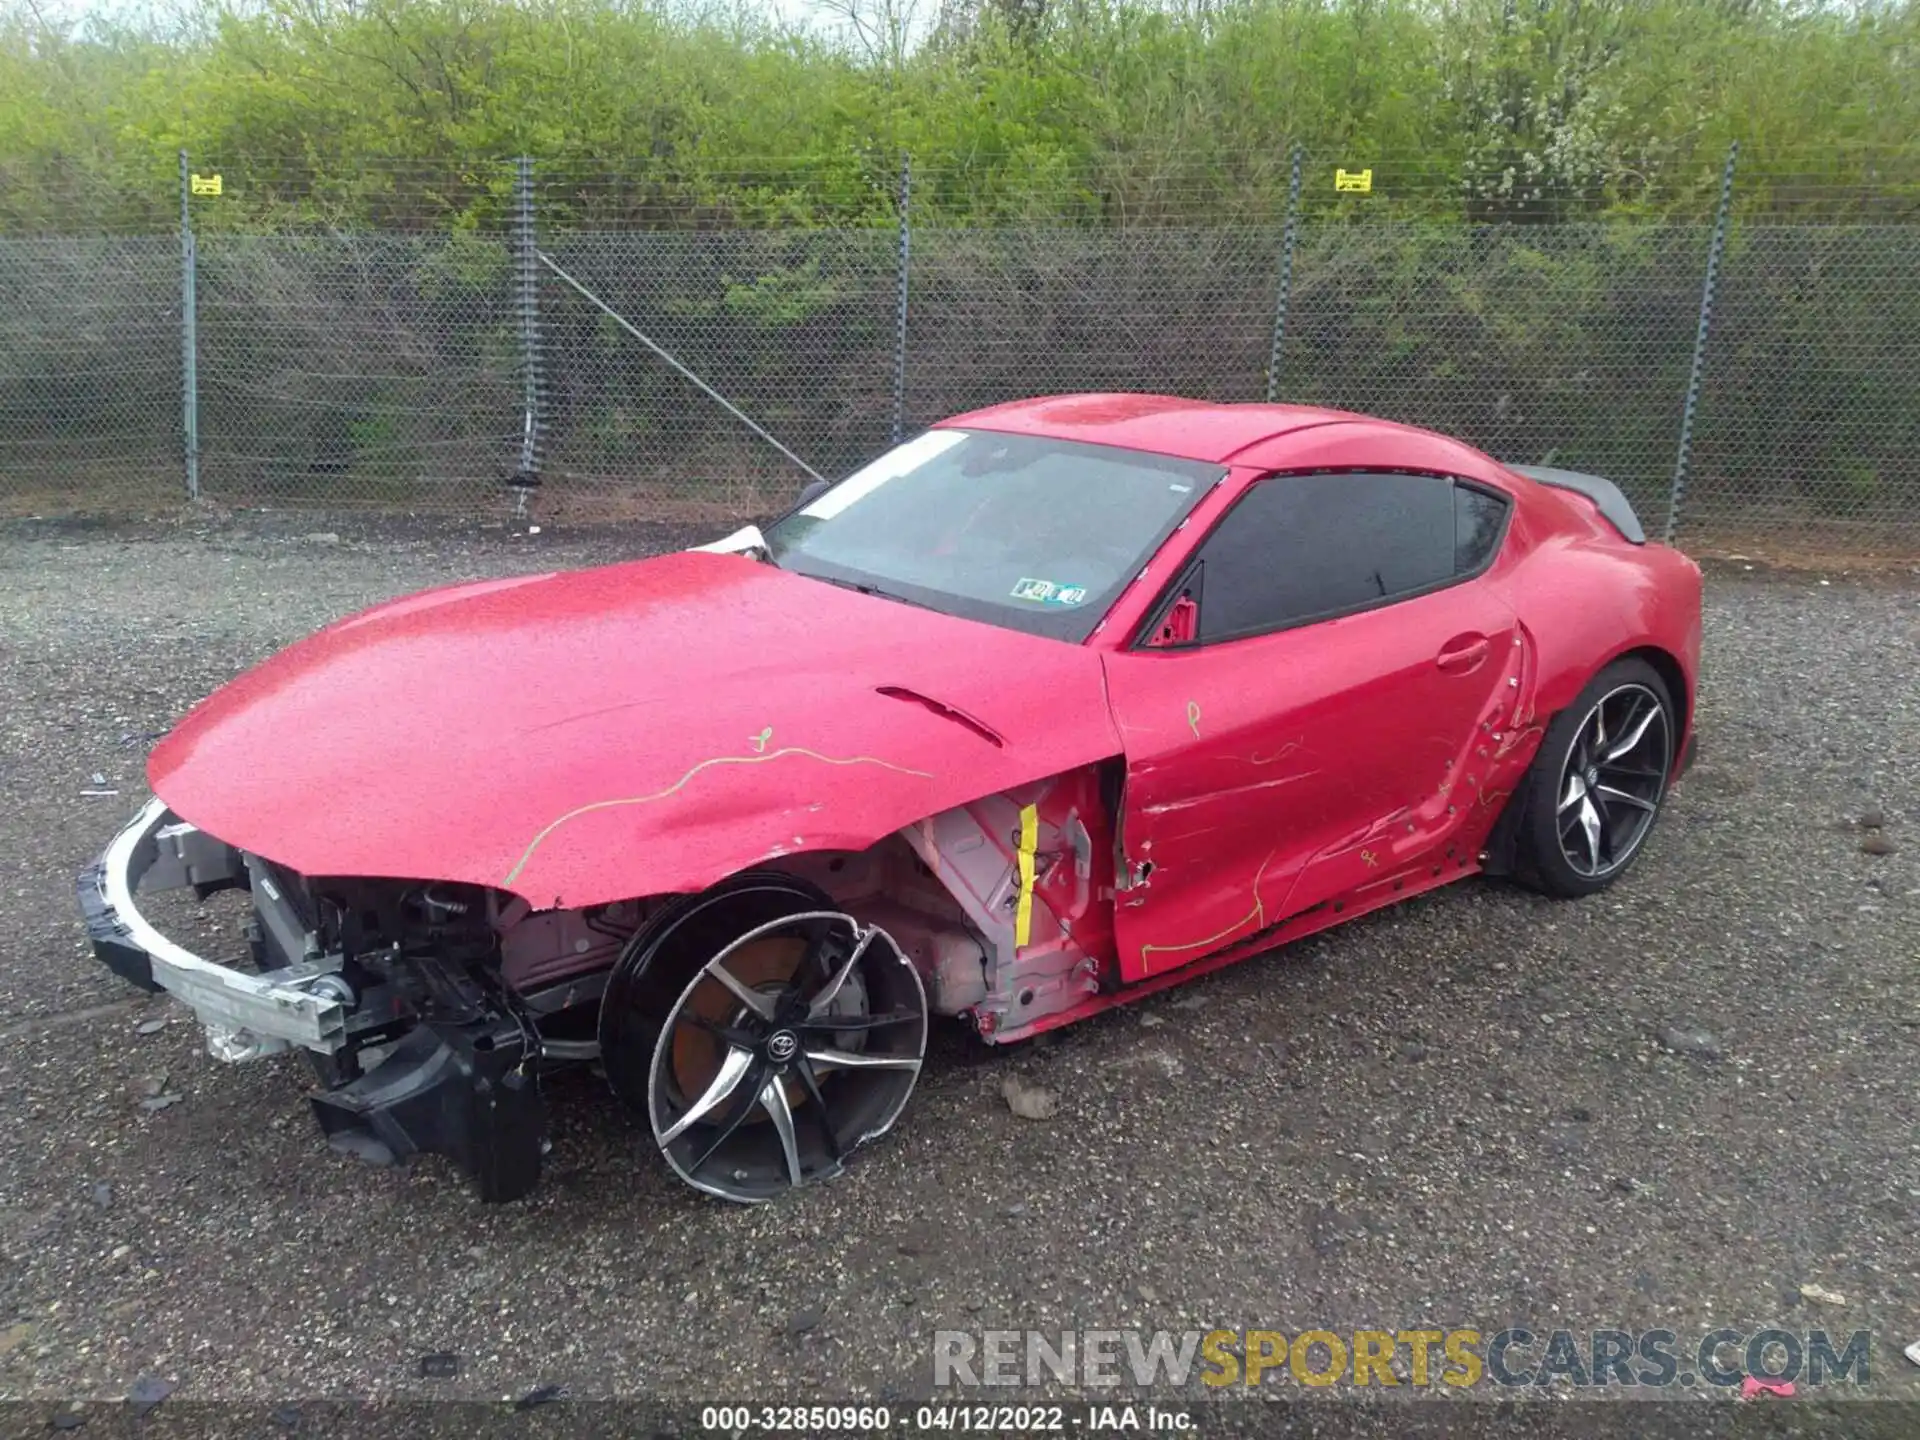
76,798 -> 545,1202
76,798 -> 348,1058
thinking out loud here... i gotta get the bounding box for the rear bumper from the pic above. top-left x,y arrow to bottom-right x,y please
76,798 -> 349,1060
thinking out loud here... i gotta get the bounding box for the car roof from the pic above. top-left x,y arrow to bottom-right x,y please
938,393 -> 1368,464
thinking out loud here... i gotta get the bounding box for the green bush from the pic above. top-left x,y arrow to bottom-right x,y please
4,0 -> 1918,233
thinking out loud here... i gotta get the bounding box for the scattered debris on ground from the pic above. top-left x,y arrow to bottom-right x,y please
126,1377 -> 174,1417
1000,1075 -> 1058,1120
1655,1024 -> 1724,1060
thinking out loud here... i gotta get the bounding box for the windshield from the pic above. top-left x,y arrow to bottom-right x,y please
764,429 -> 1225,641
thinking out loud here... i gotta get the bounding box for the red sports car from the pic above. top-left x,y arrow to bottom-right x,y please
79,395 -> 1701,1204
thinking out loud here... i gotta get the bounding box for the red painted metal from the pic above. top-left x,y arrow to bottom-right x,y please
149,395 -> 1701,1012
1017,848 -> 1475,1040
1070,410 -> 1698,986
1144,594 -> 1198,648
945,393 -> 1360,463
1102,578 -> 1525,982
151,550 -> 1122,909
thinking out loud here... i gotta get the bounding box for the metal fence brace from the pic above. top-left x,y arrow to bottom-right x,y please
537,251 -> 825,486
1265,145 -> 1305,405
1666,141 -> 1739,545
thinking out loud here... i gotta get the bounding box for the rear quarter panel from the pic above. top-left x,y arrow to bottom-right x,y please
1498,482 -> 1703,751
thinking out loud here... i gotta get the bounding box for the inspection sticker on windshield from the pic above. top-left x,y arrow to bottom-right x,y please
1011,577 -> 1089,606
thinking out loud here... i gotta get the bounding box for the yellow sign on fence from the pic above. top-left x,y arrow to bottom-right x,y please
1334,168 -> 1373,194
190,173 -> 223,196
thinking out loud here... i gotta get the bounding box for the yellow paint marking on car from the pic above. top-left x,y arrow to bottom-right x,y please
1138,848 -> 1281,965
504,747 -> 934,887
1014,803 -> 1039,949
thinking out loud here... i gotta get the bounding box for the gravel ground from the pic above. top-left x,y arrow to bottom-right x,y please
0,513 -> 1916,1424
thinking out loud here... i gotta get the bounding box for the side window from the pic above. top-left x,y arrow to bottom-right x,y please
1454,483 -> 1510,574
1187,472 -> 1458,643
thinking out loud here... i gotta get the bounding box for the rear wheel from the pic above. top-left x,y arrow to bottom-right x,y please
1513,657 -> 1676,898
600,872 -> 927,1203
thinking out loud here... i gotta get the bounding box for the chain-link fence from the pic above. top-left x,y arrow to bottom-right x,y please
0,237 -> 183,508
194,233 -> 522,507
1277,221 -> 1716,529
1687,224 -> 1920,549
539,229 -> 901,515
906,228 -> 1284,421
2,153 -> 1917,557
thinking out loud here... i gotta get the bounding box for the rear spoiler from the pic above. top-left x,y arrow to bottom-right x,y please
1505,464 -> 1646,545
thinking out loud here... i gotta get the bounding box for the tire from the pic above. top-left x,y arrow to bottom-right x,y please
599,870 -> 927,1203
1512,656 -> 1677,898
600,870 -> 833,1114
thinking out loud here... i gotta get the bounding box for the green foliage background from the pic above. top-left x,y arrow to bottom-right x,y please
3,0 -> 1918,229
1,0 -> 1916,545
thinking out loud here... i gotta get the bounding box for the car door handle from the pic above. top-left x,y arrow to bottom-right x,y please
1436,633 -> 1491,673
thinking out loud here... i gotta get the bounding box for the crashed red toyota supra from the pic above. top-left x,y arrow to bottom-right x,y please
78,395 -> 1701,1203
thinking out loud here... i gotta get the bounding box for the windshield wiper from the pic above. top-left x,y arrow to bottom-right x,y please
853,580 -> 937,611
805,572 -> 937,612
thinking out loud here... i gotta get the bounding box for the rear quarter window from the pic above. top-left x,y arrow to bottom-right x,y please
1454,483 -> 1511,574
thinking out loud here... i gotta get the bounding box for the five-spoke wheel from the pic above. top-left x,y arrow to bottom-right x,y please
1555,681 -> 1670,879
648,911 -> 926,1202
600,874 -> 926,1203
1515,657 -> 1678,897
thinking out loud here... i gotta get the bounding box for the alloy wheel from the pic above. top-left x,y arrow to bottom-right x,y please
1555,682 -> 1671,880
645,911 -> 926,1203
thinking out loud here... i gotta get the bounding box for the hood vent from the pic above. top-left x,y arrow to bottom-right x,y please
874,686 -> 1006,748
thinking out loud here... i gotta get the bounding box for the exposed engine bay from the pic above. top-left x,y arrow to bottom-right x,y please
81,768 -> 1116,1202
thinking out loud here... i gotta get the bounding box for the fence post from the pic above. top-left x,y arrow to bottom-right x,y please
178,150 -> 200,501
1666,141 -> 1738,544
892,152 -> 912,446
1264,145 -> 1305,404
511,155 -> 544,516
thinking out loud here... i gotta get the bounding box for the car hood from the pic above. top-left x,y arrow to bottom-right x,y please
149,551 -> 1122,907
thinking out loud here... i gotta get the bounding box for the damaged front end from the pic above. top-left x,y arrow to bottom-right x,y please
77,799 -> 629,1202
76,763 -> 1124,1204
